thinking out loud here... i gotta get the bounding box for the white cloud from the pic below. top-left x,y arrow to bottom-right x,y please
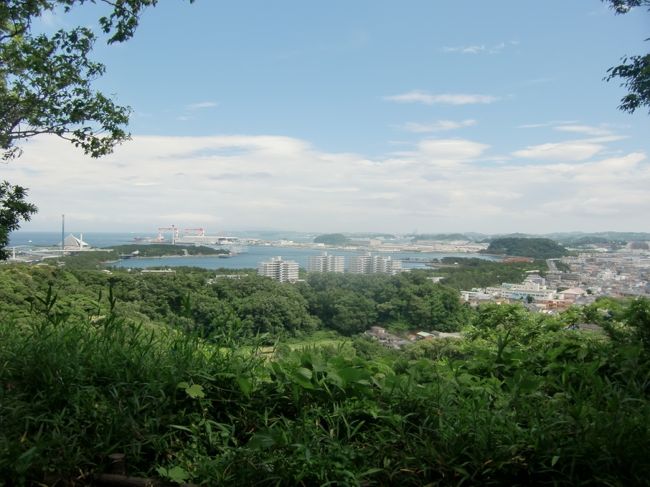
186,101 -> 219,110
518,121 -> 622,140
441,41 -> 515,55
133,181 -> 161,187
384,91 -> 499,105
417,138 -> 489,162
442,44 -> 488,54
512,140 -> 605,161
553,124 -> 613,137
400,119 -> 477,133
518,120 -> 578,129
160,212 -> 222,223
10,132 -> 650,234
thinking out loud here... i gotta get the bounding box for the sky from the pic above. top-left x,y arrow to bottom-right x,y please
6,0 -> 650,235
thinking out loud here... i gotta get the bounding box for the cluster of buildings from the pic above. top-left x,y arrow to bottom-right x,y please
461,273 -> 590,313
557,251 -> 650,298
257,252 -> 403,283
267,235 -> 487,254
461,248 -> 650,313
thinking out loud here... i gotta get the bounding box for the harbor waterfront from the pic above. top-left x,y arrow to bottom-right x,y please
8,232 -> 500,270
111,246 -> 500,271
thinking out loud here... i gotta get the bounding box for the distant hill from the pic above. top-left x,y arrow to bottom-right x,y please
482,237 -> 568,259
545,232 -> 650,244
570,236 -> 612,245
490,232 -> 534,240
411,233 -> 470,242
347,233 -> 396,239
313,233 -> 351,246
110,244 -> 227,257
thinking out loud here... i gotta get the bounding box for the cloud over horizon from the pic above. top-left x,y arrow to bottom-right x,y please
384,91 -> 499,105
441,41 -> 518,55
400,119 -> 477,133
186,101 -> 219,110
8,131 -> 649,234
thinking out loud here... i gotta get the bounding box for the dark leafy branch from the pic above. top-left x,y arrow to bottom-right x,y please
0,182 -> 37,260
0,0 -> 193,259
0,1 -> 198,159
603,0 -> 650,114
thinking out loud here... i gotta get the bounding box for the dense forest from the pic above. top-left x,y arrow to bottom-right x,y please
50,245 -> 227,270
433,257 -> 542,290
112,244 -> 229,257
1,262 -> 650,485
0,265 -> 469,339
482,237 -> 569,259
313,233 -> 351,246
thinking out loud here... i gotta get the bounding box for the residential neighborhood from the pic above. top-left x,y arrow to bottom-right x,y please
461,248 -> 650,313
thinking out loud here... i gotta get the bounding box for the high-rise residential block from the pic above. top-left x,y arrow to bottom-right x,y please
348,252 -> 402,275
307,252 -> 345,273
257,256 -> 300,283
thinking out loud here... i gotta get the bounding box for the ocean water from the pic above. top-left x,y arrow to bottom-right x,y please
9,231 -> 158,248
9,231 -> 498,270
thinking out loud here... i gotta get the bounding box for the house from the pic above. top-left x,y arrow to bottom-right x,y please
560,287 -> 587,302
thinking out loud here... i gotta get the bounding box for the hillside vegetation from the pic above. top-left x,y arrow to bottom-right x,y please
411,233 -> 470,242
483,237 -> 569,259
434,257 -> 543,289
51,244 -> 227,270
313,233 -> 351,246
1,264 -> 650,485
112,244 -> 228,257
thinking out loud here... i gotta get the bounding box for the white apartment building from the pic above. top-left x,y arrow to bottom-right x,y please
257,256 -> 299,283
348,253 -> 402,275
307,252 -> 345,273
484,281 -> 555,301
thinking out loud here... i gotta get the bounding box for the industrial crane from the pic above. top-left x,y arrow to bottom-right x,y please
157,225 -> 179,244
183,228 -> 205,237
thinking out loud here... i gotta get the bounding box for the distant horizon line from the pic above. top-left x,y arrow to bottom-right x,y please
12,229 -> 650,236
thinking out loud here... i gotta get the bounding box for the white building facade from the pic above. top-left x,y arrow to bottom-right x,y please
348,253 -> 402,275
307,252 -> 345,273
257,256 -> 300,283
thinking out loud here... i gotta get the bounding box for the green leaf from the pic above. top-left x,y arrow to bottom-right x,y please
326,369 -> 344,388
296,367 -> 313,380
169,424 -> 193,433
237,376 -> 252,397
184,383 -> 205,399
156,465 -> 190,484
291,367 -> 315,389
247,432 -> 276,450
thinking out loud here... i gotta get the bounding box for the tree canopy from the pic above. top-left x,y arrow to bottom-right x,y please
483,237 -> 568,260
0,0 -> 193,258
603,0 -> 650,113
0,182 -> 37,259
313,233 -> 351,246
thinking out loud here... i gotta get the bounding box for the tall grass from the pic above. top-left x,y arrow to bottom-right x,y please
0,294 -> 261,484
2,281 -> 650,485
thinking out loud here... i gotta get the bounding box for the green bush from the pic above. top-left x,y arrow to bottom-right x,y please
2,267 -> 650,485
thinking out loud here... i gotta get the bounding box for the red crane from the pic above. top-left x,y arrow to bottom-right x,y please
183,227 -> 205,237
157,225 -> 178,244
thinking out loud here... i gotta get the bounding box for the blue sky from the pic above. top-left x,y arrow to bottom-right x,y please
11,0 -> 650,234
